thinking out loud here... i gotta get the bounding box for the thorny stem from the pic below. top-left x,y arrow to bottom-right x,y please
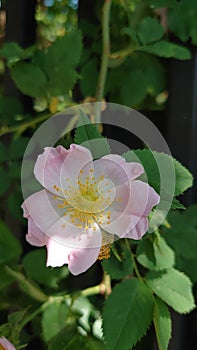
95,0 -> 112,124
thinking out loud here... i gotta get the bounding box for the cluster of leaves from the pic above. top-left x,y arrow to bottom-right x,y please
0,115 -> 196,350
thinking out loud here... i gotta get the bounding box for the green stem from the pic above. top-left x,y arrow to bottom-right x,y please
0,113 -> 51,137
5,266 -> 48,303
81,285 -> 101,297
19,282 -> 109,329
95,0 -> 112,123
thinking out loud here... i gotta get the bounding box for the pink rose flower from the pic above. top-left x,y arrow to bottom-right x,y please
0,337 -> 16,350
22,144 -> 160,275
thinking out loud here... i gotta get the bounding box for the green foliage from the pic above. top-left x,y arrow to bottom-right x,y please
102,246 -> 133,279
11,62 -> 48,98
0,97 -> 24,126
9,137 -> 29,160
137,17 -> 164,45
153,297 -> 172,350
74,110 -> 110,159
107,54 -> 166,108
8,30 -> 82,101
136,234 -> 175,271
0,167 -> 11,196
0,266 -> 14,289
148,0 -> 176,7
23,249 -> 69,289
72,296 -> 98,333
42,301 -> 69,342
163,205 -> 197,282
0,220 -> 22,264
123,149 -> 193,203
103,279 -> 153,350
47,326 -> 103,350
0,42 -> 34,62
146,268 -> 195,314
80,58 -> 99,97
140,41 -> 191,60
168,0 -> 197,45
0,141 -> 8,161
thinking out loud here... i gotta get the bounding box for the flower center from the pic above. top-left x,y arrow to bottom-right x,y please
53,167 -> 115,230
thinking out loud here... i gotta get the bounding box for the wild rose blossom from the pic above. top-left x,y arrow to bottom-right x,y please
22,144 -> 160,275
0,337 -> 16,350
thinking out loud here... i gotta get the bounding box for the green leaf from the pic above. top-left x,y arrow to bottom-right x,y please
171,198 -> 185,210
80,58 -> 99,97
46,30 -> 82,72
120,70 -> 148,106
122,27 -> 139,44
72,296 -> 96,332
0,266 -> 14,289
48,326 -> 87,350
0,141 -> 8,162
43,30 -> 82,96
103,279 -> 153,350
0,220 -> 22,264
0,167 -> 11,196
42,301 -> 69,342
9,137 -> 29,160
123,149 -> 193,196
102,247 -> 133,279
0,42 -> 23,59
23,249 -> 69,289
146,268 -> 195,314
107,54 -> 165,108
163,208 -> 197,259
148,0 -> 177,7
0,42 -> 34,61
7,192 -> 24,222
8,307 -> 30,344
140,40 -> 191,60
0,97 -> 23,123
137,234 -> 175,271
11,62 -> 48,98
168,0 -> 197,45
74,110 -> 110,159
137,17 -> 164,45
153,297 -> 172,350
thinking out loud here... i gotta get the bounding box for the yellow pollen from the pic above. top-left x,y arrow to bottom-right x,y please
97,244 -> 111,260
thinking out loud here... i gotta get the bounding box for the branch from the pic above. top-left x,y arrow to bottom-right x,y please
95,0 -> 112,123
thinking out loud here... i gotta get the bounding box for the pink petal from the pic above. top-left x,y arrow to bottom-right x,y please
46,226 -> 102,274
127,180 -> 160,217
26,218 -> 46,247
22,190 -> 62,233
68,245 -> 101,275
0,337 -> 16,350
93,157 -> 130,188
34,144 -> 92,196
46,238 -> 70,267
102,154 -> 144,180
100,180 -> 159,238
34,145 -> 69,195
124,216 -> 148,240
